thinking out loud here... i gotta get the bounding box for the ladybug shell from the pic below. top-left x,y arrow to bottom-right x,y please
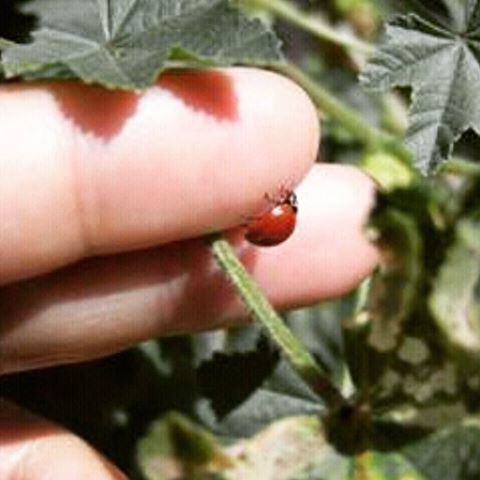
245,203 -> 297,247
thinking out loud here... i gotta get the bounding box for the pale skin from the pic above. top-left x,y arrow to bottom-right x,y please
0,68 -> 378,479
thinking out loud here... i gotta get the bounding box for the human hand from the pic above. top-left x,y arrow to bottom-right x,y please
0,68 -> 377,478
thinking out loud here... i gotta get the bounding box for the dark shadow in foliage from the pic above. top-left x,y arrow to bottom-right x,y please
324,400 -> 432,456
372,185 -> 455,274
0,337 -> 201,478
371,420 -> 433,452
383,0 -> 450,26
197,335 -> 280,419
453,129 -> 480,169
323,400 -> 372,455
0,1 -> 36,43
0,398 -> 62,444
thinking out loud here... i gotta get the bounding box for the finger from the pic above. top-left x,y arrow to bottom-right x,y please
0,399 -> 125,480
248,164 -> 378,304
0,164 -> 377,374
0,68 -> 318,284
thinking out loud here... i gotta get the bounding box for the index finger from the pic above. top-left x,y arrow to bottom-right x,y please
0,68 -> 319,284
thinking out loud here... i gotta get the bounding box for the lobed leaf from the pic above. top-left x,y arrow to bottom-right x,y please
361,1 -> 480,173
1,0 -> 282,90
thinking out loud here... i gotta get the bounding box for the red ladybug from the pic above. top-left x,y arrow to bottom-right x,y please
245,188 -> 298,247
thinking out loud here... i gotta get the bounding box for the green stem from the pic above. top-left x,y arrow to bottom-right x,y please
275,62 -> 411,164
245,0 -> 374,55
439,157 -> 480,177
207,233 -> 346,409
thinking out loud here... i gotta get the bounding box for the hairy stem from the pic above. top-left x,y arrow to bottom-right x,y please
440,157 -> 480,177
275,62 -> 411,164
207,233 -> 347,409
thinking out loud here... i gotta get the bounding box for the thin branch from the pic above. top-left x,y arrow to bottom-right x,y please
207,233 -> 347,410
275,62 -> 411,164
245,0 -> 374,55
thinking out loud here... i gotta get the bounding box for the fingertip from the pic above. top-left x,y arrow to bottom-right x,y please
0,399 -> 126,480
249,164 -> 378,306
95,67 -> 321,248
229,68 -> 320,177
0,67 -> 320,283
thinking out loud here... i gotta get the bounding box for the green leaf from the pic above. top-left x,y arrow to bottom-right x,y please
287,300 -> 356,398
402,417 -> 480,479
139,415 -> 337,480
197,360 -> 324,441
343,181 -> 474,416
0,37 -> 15,78
298,416 -> 480,480
361,2 -> 480,173
222,416 -> 348,480
361,150 -> 417,191
194,299 -> 358,442
207,234 -> 343,409
361,207 -> 423,355
137,412 -> 232,480
322,69 -> 384,145
0,38 -> 15,49
141,413 -> 480,480
430,218 -> 480,363
2,0 -> 282,89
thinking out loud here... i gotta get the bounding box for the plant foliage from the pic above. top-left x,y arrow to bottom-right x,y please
0,0 -> 282,89
362,0 -> 480,173
2,1 -> 480,479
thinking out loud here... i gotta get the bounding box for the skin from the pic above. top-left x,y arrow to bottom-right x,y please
0,68 -> 378,479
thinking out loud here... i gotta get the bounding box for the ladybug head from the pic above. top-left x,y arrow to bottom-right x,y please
284,190 -> 298,213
